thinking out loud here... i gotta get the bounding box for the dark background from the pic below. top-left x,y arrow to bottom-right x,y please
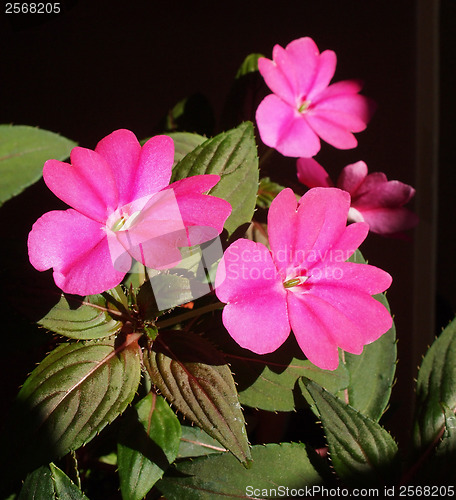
1,0 -> 453,447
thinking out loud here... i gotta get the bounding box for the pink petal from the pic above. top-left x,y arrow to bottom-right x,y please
288,285 -> 392,370
312,90 -> 375,131
258,55 -> 296,107
303,222 -> 369,270
304,285 -> 393,346
94,129 -> 142,206
358,207 -> 419,235
294,188 -> 351,270
287,292 -> 340,370
269,188 -> 353,276
119,230 -> 184,270
169,175 -> 232,246
354,177 -> 416,209
307,261 -> 392,295
283,37 -> 320,98
297,157 -> 334,188
305,111 -> 359,150
43,149 -> 118,223
329,221 -> 369,262
313,80 -> 364,101
336,161 -> 368,195
130,135 -> 175,202
307,49 -> 337,100
114,189 -> 187,269
267,188 -> 300,274
215,239 -> 290,354
28,209 -> 127,295
256,94 -> 321,158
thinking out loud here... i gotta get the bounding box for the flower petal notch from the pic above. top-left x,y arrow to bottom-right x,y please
215,187 -> 393,371
255,37 -> 375,158
28,129 -> 232,296
297,157 -> 419,237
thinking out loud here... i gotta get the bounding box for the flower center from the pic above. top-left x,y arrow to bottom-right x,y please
298,99 -> 311,113
283,275 -> 308,288
110,211 -> 141,232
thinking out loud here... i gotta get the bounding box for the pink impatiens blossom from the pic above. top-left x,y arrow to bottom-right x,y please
28,129 -> 231,296
297,157 -> 419,237
255,37 -> 375,158
215,187 -> 392,371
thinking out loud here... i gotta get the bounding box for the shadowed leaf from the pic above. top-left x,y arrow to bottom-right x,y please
144,331 -> 251,464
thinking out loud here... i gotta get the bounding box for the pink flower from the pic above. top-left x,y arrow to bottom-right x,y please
297,157 -> 419,236
255,37 -> 375,158
215,188 -> 392,371
28,129 -> 231,296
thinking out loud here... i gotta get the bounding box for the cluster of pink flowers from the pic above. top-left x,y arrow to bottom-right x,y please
28,36 -> 416,371
255,36 -> 418,238
216,36 -> 415,369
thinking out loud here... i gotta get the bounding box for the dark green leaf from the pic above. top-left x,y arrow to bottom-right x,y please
38,293 -> 125,340
418,403 -> 456,485
171,122 -> 259,236
178,425 -> 226,458
303,380 -> 399,487
221,53 -> 265,129
18,464 -> 89,500
413,317 -> 456,454
117,393 -> 181,500
157,443 -> 322,500
144,331 -> 251,464
216,331 -> 349,412
338,251 -> 397,421
49,463 -> 89,500
0,125 -> 76,205
256,177 -> 287,208
236,354 -> 349,412
5,335 -> 141,475
18,466 -> 55,500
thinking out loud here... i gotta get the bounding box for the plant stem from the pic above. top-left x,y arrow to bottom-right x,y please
156,301 -> 225,329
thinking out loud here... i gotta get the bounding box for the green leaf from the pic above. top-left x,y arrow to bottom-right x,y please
38,293 -> 125,340
256,177 -> 287,208
214,330 -> 349,412
117,393 -> 181,500
167,131 -> 206,167
338,251 -> 397,421
18,464 -> 89,500
18,466 -> 55,500
178,425 -> 226,458
49,463 -> 89,500
5,335 -> 141,476
171,122 -> 259,236
235,53 -> 263,78
157,443 -> 322,499
144,331 -> 251,464
237,353 -> 349,412
413,317 -> 456,454
303,379 -> 399,487
0,125 -> 76,206
418,403 -> 456,485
